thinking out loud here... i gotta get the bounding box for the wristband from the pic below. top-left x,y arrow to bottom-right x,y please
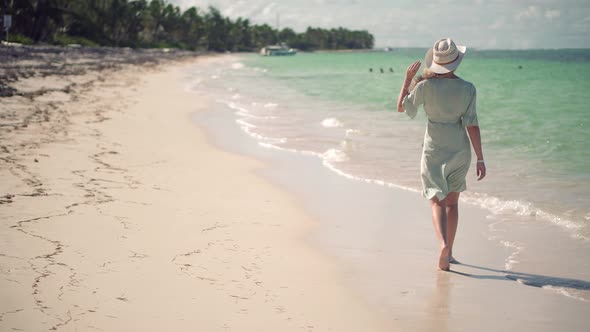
477,160 -> 485,164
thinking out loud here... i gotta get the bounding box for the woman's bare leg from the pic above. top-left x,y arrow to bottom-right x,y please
445,192 -> 460,264
430,196 -> 450,271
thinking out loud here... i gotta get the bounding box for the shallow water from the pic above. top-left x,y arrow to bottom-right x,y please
186,50 -> 590,302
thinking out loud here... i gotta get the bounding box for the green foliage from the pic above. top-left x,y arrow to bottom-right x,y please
7,34 -> 34,45
1,0 -> 374,51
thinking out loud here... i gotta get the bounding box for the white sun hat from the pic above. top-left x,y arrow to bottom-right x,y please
424,38 -> 467,74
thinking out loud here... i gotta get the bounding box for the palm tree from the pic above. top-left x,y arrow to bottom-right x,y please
250,23 -> 276,49
1,0 -> 375,51
148,0 -> 165,43
180,6 -> 204,50
204,6 -> 227,51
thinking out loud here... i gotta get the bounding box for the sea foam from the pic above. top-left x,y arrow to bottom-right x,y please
322,117 -> 343,128
461,193 -> 586,240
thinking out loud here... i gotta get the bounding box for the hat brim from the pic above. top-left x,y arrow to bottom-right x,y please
424,45 -> 466,74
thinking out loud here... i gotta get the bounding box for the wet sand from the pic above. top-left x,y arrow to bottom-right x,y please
0,49 -> 386,331
1,47 -> 588,331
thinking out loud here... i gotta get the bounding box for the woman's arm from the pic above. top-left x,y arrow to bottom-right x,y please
466,125 -> 486,180
397,60 -> 421,112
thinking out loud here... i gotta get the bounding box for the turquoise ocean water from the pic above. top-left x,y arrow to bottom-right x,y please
205,50 -> 590,239
188,50 -> 590,300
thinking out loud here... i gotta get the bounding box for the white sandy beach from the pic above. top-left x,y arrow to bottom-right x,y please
0,56 -> 387,331
1,53 -> 589,332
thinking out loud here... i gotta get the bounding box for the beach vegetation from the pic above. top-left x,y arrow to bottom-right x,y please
7,33 -> 34,45
0,0 -> 374,52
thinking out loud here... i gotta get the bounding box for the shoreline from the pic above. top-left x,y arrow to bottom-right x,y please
1,50 -> 588,331
192,56 -> 590,330
0,54 -> 388,331
195,92 -> 590,331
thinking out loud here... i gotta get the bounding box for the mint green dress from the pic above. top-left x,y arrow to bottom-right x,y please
402,78 -> 478,200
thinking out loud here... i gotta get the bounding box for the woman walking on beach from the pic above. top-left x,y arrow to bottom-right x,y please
396,38 -> 486,271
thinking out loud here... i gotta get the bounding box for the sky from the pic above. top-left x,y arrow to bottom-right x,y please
169,0 -> 590,49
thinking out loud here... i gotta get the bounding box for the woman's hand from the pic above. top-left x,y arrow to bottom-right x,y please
467,126 -> 486,181
476,161 -> 486,181
397,60 -> 421,112
405,60 -> 421,81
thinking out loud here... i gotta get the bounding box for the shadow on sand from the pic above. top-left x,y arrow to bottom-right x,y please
449,262 -> 590,291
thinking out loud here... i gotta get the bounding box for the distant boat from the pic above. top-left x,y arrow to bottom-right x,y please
260,43 -> 296,56
260,14 -> 296,56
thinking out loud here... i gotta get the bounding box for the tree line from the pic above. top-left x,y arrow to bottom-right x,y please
0,0 -> 374,51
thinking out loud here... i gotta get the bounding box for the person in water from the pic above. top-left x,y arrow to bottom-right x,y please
396,38 -> 486,271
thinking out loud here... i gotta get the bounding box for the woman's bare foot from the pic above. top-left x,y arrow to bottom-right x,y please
438,246 -> 450,271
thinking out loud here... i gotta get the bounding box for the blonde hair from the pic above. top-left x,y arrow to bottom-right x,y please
409,68 -> 454,91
